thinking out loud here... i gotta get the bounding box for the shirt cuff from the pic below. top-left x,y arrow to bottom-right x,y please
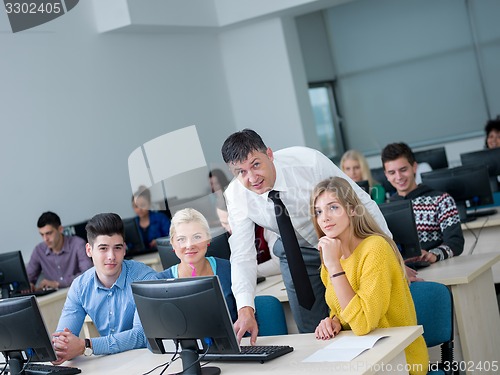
235,292 -> 255,312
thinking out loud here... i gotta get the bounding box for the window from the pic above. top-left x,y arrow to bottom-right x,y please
308,81 -> 345,161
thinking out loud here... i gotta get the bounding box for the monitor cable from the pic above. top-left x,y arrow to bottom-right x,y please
142,341 -> 180,375
464,216 -> 489,255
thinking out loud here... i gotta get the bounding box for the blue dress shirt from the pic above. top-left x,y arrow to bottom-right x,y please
56,260 -> 157,355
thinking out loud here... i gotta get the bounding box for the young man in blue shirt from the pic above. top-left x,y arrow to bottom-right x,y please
51,213 -> 157,365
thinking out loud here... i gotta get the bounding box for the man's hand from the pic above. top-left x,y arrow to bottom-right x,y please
233,306 -> 258,345
51,328 -> 84,365
38,279 -> 59,290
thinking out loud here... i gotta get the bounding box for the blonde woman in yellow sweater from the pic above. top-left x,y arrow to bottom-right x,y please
311,177 -> 428,375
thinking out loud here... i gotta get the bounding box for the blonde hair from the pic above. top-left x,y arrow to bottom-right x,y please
310,177 -> 408,282
169,208 -> 211,242
340,150 -> 378,187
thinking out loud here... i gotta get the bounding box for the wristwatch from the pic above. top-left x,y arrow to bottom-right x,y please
84,339 -> 93,356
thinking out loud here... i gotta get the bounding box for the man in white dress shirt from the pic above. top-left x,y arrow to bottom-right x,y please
221,129 -> 390,344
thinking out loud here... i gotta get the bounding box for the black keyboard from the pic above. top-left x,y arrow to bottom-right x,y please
204,345 -> 293,363
22,363 -> 81,375
10,288 -> 58,298
406,260 -> 431,270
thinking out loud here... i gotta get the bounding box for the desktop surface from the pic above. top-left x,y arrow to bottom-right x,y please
62,327 -> 423,375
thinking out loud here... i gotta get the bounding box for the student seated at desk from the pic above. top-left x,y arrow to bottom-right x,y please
26,211 -> 93,290
156,208 -> 238,322
51,213 -> 157,365
132,185 -> 171,250
381,143 -> 464,265
311,177 -> 428,375
484,117 -> 500,149
340,150 -> 386,204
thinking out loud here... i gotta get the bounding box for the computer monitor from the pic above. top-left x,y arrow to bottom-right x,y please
414,147 -> 449,170
370,167 -> 396,196
157,232 -> 231,270
460,147 -> 500,193
0,295 -> 57,374
63,220 -> 89,242
378,200 -> 422,260
122,218 -> 148,258
421,165 -> 494,222
356,180 -> 370,194
132,276 -> 238,375
0,250 -> 30,299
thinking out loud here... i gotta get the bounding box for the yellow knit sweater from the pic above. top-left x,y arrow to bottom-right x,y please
320,235 -> 428,375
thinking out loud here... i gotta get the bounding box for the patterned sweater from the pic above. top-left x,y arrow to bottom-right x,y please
320,236 -> 428,375
390,184 -> 464,261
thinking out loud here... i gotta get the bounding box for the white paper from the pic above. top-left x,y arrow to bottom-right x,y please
302,335 -> 388,363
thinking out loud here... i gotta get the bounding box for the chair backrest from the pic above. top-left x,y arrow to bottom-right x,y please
254,295 -> 288,337
410,281 -> 455,375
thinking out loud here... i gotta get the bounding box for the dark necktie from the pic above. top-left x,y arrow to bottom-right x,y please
268,190 -> 315,310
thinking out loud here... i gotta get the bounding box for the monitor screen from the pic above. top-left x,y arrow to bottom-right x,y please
378,200 -> 421,260
156,232 -> 231,270
355,180 -> 370,194
460,147 -> 500,193
414,147 -> 448,170
132,276 -> 238,375
62,220 -> 89,242
122,218 -> 148,258
0,251 -> 30,299
421,165 -> 494,222
0,296 -> 57,374
370,167 -> 396,196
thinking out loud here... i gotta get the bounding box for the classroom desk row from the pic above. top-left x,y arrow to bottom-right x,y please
62,326 -> 423,375
461,209 -> 500,282
256,253 -> 500,375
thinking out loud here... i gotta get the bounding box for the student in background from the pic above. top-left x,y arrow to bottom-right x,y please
26,211 -> 93,290
209,168 -> 231,194
381,142 -> 464,264
340,150 -> 386,204
51,213 -> 157,364
215,197 -> 281,278
485,117 -> 500,149
311,177 -> 428,375
156,208 -> 237,322
132,186 -> 171,250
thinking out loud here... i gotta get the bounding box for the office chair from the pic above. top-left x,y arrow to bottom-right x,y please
410,281 -> 456,375
254,295 -> 288,337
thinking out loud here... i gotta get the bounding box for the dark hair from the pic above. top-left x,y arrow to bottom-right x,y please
221,129 -> 267,164
132,185 -> 151,204
381,142 -> 416,169
485,118 -> 500,148
37,211 -> 61,229
208,169 -> 230,192
85,213 -> 124,246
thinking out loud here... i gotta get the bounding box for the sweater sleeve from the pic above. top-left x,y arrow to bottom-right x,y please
340,240 -> 398,336
431,193 -> 464,260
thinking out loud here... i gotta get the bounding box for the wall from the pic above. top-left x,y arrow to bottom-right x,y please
0,2 -> 235,258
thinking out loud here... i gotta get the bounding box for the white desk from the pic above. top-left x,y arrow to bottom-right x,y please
37,288 -> 68,334
461,210 -> 500,282
417,252 -> 500,374
258,253 -> 500,375
132,252 -> 163,271
64,326 -> 423,375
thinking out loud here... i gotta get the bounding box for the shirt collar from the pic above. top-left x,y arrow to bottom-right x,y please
94,260 -> 127,290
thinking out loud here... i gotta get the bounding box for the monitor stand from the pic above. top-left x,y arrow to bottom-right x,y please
7,355 -> 24,375
175,348 -> 220,375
